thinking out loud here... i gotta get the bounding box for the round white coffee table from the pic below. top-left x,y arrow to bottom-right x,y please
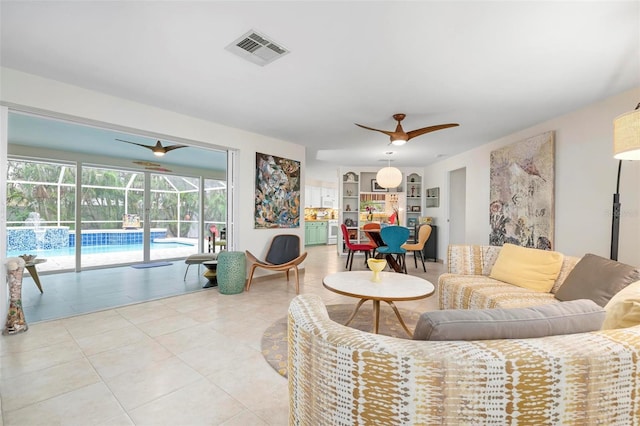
323,271 -> 435,337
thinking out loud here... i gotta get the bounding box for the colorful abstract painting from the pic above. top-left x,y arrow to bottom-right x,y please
489,131 -> 555,249
255,153 -> 301,228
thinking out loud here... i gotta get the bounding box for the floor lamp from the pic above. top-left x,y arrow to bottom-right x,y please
610,102 -> 640,261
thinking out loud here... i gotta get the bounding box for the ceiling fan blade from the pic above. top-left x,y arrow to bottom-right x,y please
163,144 -> 187,153
354,123 -> 395,138
115,138 -> 154,150
406,123 -> 459,141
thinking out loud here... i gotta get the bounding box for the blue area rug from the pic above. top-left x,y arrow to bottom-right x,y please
131,262 -> 173,269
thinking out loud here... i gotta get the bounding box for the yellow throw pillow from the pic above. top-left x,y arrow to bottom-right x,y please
489,243 -> 564,292
602,280 -> 640,329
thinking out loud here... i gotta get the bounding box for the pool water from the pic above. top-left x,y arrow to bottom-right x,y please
7,242 -> 194,258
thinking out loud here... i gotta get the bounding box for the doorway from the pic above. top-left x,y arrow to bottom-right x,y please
6,110 -> 229,272
448,167 -> 466,244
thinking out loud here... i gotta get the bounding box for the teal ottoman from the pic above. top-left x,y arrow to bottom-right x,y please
217,251 -> 246,295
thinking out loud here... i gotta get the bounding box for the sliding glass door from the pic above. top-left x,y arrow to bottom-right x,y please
6,110 -> 230,272
203,178 -> 228,254
149,174 -> 200,261
80,166 -> 145,268
6,159 -> 76,269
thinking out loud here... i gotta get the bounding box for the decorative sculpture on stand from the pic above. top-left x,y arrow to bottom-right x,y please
3,257 -> 28,335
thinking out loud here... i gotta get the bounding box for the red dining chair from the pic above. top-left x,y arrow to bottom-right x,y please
341,224 -> 375,271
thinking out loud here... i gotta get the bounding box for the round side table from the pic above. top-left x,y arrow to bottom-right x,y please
217,251 -> 246,295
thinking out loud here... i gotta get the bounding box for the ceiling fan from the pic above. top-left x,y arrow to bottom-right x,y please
115,138 -> 187,157
355,113 -> 459,146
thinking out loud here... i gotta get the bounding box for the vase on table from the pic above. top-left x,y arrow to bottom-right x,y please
3,257 -> 28,335
367,258 -> 387,282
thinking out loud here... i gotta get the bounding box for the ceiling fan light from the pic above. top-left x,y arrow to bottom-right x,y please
376,166 -> 402,188
153,150 -> 165,157
390,139 -> 407,146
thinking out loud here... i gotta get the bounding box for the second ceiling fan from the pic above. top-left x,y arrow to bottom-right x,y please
116,138 -> 187,157
355,113 -> 459,146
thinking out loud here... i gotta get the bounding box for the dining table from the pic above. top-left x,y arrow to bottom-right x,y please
363,228 -> 410,273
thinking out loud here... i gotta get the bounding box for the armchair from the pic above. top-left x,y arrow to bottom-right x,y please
245,234 -> 307,294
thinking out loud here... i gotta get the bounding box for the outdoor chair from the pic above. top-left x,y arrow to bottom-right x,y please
208,225 -> 227,252
245,234 -> 307,294
184,252 -> 218,280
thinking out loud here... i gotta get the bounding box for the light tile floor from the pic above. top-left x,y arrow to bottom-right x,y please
0,245 -> 444,426
20,256 -> 207,323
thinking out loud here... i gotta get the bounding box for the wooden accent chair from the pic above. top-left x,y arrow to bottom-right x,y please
362,222 -> 381,259
401,224 -> 432,272
245,234 -> 307,294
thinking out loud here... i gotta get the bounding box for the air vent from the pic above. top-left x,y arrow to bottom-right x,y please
225,30 -> 289,66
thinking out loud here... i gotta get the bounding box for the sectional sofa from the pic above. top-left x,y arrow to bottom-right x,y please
438,244 -> 580,309
288,244 -> 640,425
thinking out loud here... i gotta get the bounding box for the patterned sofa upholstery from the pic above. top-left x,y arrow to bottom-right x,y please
288,294 -> 640,425
438,244 -> 582,309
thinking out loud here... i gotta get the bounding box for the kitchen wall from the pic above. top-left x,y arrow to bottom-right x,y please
423,87 -> 640,267
304,208 -> 337,221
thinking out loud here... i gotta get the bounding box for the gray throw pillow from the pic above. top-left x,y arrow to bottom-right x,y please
554,253 -> 640,307
412,299 -> 605,341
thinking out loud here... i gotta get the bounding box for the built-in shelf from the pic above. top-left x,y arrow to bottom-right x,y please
425,187 -> 440,208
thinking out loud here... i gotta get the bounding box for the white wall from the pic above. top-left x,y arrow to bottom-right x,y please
0,68 -> 306,279
424,87 -> 640,267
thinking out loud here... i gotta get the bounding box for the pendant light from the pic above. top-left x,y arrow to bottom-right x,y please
376,152 -> 402,189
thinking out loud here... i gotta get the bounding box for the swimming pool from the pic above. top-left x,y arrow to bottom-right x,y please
7,241 -> 195,258
7,227 -> 170,252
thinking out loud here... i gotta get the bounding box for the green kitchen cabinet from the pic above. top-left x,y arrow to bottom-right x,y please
305,221 -> 328,245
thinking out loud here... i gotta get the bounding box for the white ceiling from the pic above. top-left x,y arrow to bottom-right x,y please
1,1 -> 639,179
